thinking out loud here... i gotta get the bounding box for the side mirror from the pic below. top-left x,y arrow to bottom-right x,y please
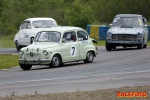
78,38 -> 83,41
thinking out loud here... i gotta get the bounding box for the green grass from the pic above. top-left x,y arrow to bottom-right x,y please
94,40 -> 105,46
0,39 -> 15,48
0,54 -> 19,69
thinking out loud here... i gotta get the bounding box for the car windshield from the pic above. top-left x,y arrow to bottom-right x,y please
32,20 -> 57,28
34,31 -> 61,42
112,17 -> 143,28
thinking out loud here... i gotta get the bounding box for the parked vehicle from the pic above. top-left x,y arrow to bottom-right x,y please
106,14 -> 148,51
14,17 -> 58,51
19,26 -> 98,70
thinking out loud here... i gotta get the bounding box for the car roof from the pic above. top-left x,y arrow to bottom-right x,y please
25,17 -> 56,22
115,14 -> 143,18
38,26 -> 84,33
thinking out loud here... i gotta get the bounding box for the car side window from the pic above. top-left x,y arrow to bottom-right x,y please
63,31 -> 76,43
77,31 -> 88,40
20,21 -> 27,29
26,21 -> 31,29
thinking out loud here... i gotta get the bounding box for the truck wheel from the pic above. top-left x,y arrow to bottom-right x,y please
19,63 -> 32,70
84,51 -> 94,63
105,41 -> 112,51
15,41 -> 22,51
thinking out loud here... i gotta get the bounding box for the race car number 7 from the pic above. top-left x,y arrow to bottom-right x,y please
72,47 -> 75,56
70,45 -> 77,57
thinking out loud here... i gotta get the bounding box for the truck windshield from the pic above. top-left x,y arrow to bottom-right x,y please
34,31 -> 61,42
112,17 -> 143,28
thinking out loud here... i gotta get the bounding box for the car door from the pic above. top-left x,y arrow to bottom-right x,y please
61,31 -> 80,62
77,30 -> 89,60
18,21 -> 27,45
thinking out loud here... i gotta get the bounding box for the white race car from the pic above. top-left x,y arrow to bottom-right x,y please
14,17 -> 58,51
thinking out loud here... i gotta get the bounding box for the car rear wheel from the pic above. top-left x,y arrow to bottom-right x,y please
15,41 -> 22,51
105,41 -> 112,51
19,63 -> 32,70
49,55 -> 61,68
84,51 -> 94,63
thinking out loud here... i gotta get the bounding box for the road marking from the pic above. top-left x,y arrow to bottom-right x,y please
1,70 -> 150,85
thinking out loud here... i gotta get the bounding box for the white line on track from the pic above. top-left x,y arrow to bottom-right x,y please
1,70 -> 150,85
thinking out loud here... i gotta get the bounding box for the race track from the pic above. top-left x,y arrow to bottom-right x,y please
0,46 -> 150,96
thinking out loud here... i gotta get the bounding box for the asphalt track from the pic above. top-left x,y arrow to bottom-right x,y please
0,46 -> 150,96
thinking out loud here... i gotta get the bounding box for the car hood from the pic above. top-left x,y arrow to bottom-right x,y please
109,27 -> 144,34
22,42 -> 60,51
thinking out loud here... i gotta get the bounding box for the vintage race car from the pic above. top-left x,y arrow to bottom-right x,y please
14,17 -> 58,51
106,14 -> 149,51
19,26 -> 98,70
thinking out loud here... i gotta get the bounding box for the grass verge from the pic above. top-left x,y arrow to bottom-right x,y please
0,54 -> 19,69
0,39 -> 15,48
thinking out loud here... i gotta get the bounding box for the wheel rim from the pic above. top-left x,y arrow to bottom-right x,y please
87,52 -> 93,61
52,57 -> 59,66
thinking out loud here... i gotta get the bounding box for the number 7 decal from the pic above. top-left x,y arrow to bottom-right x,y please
70,45 -> 77,57
72,47 -> 75,56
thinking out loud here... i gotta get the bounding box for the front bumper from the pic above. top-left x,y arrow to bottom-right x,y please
19,57 -> 51,65
107,41 -> 143,44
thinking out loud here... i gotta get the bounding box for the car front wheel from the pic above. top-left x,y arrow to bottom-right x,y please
19,63 -> 32,70
84,51 -> 94,63
105,41 -> 112,51
50,55 -> 61,68
15,41 -> 22,51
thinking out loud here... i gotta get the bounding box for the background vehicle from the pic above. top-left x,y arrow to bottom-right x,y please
19,26 -> 97,70
14,17 -> 58,51
106,14 -> 148,51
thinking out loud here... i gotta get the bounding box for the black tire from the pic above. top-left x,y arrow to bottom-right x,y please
143,44 -> 147,48
15,41 -> 22,51
105,41 -> 112,51
19,63 -> 32,70
137,44 -> 143,49
49,55 -> 61,68
84,51 -> 94,63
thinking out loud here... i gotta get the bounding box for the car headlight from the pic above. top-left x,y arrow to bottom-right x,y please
137,32 -> 142,37
43,50 -> 48,56
107,31 -> 112,37
19,50 -> 24,55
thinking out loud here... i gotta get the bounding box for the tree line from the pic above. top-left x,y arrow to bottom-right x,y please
0,0 -> 150,36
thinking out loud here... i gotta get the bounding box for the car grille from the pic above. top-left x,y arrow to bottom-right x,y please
112,34 -> 137,41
